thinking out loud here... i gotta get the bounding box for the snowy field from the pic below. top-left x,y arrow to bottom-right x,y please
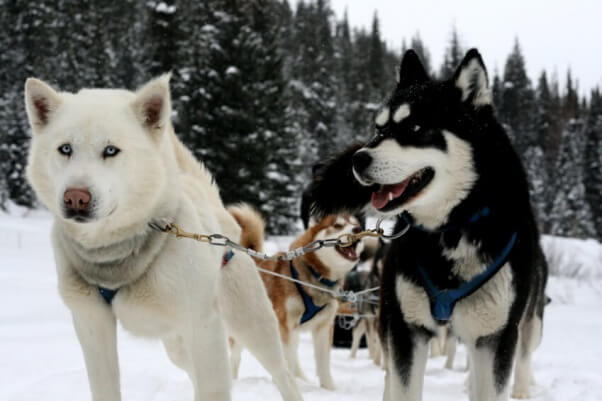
1,208 -> 601,401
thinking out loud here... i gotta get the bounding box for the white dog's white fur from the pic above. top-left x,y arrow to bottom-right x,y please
25,76 -> 302,401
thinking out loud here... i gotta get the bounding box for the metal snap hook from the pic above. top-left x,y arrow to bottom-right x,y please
376,215 -> 411,240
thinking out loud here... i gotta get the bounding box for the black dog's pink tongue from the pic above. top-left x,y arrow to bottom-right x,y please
371,181 -> 410,210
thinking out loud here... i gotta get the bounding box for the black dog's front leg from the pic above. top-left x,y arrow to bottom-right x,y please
468,324 -> 519,401
381,293 -> 431,401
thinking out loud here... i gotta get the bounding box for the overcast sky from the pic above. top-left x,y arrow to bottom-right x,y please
329,0 -> 601,97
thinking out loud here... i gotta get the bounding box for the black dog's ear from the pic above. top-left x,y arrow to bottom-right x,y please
398,50 -> 429,88
309,144 -> 376,219
453,48 -> 491,107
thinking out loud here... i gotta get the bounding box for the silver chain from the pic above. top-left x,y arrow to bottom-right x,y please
147,217 -> 409,304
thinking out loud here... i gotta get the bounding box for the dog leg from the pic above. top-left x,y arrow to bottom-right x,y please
229,337 -> 243,380
365,318 -> 378,361
219,256 -> 303,401
313,322 -> 336,390
372,334 -> 382,366
444,333 -> 456,370
468,329 -> 517,401
71,298 -> 121,401
163,335 -> 191,373
384,335 -> 428,401
350,319 -> 366,359
512,315 -> 542,399
284,331 -> 307,381
185,309 -> 232,401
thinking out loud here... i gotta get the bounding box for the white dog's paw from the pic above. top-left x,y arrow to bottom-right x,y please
320,377 -> 336,391
512,388 -> 531,399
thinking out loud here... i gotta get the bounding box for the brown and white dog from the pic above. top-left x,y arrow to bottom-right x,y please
228,206 -> 364,390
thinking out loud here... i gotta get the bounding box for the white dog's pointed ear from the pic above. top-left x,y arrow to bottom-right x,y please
131,73 -> 172,135
398,50 -> 429,88
24,78 -> 62,133
454,49 -> 491,107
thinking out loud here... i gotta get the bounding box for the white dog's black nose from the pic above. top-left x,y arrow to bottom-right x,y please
352,151 -> 372,173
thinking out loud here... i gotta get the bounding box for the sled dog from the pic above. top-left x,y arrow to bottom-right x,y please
349,238 -> 386,366
229,207 -> 364,390
309,49 -> 548,400
24,76 -> 302,401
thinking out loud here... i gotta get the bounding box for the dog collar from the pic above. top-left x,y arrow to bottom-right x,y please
97,250 -> 235,306
290,262 -> 327,324
222,249 -> 235,268
305,264 -> 339,288
98,286 -> 118,305
418,231 -> 517,322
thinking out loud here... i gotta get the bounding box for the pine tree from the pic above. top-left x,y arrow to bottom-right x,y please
146,0 -> 179,76
563,69 -> 580,119
584,88 -> 602,240
526,70 -> 555,231
499,39 -> 536,153
409,32 -> 432,76
439,26 -> 464,80
181,0 -> 294,233
368,12 -> 387,99
550,119 -> 597,238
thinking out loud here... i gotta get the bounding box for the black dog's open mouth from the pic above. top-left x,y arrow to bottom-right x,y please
335,242 -> 360,261
371,167 -> 434,211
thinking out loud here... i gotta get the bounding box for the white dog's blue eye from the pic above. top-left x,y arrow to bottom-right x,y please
102,145 -> 120,158
58,144 -> 72,156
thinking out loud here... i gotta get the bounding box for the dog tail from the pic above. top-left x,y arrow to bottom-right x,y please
228,204 -> 265,253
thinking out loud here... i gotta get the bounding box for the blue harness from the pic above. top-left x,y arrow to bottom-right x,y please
290,261 -> 338,324
97,249 -> 236,306
404,206 -> 517,322
98,286 -> 118,304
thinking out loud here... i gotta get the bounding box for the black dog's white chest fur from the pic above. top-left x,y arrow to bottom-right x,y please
390,229 -> 515,340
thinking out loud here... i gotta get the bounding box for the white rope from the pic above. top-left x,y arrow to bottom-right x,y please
254,264 -> 341,298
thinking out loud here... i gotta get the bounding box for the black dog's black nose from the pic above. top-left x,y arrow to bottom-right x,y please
352,151 -> 372,173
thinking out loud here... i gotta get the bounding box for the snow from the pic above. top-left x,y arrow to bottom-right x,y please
154,2 -> 176,14
1,210 -> 602,400
226,66 -> 240,76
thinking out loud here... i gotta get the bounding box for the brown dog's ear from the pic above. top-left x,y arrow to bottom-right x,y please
131,73 -> 172,136
24,78 -> 62,134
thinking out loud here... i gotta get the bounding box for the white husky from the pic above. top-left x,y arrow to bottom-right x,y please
24,75 -> 303,401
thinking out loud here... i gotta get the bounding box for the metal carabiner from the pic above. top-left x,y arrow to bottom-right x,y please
375,215 -> 411,240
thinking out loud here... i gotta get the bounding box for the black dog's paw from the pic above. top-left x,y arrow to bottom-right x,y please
309,143 -> 376,219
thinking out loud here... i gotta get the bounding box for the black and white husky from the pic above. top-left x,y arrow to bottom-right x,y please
310,49 -> 548,400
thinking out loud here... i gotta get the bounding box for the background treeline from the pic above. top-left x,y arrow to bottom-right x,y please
0,0 -> 600,239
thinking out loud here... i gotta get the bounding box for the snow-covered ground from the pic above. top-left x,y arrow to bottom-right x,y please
1,209 -> 601,400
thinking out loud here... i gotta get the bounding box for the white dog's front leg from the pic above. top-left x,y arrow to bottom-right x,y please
312,322 -> 335,390
185,309 -> 232,401
71,299 -> 121,401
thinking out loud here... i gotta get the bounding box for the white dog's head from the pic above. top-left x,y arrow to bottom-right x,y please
25,75 -> 175,237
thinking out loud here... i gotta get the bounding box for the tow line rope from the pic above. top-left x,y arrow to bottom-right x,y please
148,217 -> 408,304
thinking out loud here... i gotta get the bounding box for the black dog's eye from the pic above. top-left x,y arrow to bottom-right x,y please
413,125 -> 421,132
58,144 -> 72,156
102,145 -> 120,158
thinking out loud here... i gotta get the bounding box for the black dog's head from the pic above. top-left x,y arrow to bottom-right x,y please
311,49 -> 500,230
